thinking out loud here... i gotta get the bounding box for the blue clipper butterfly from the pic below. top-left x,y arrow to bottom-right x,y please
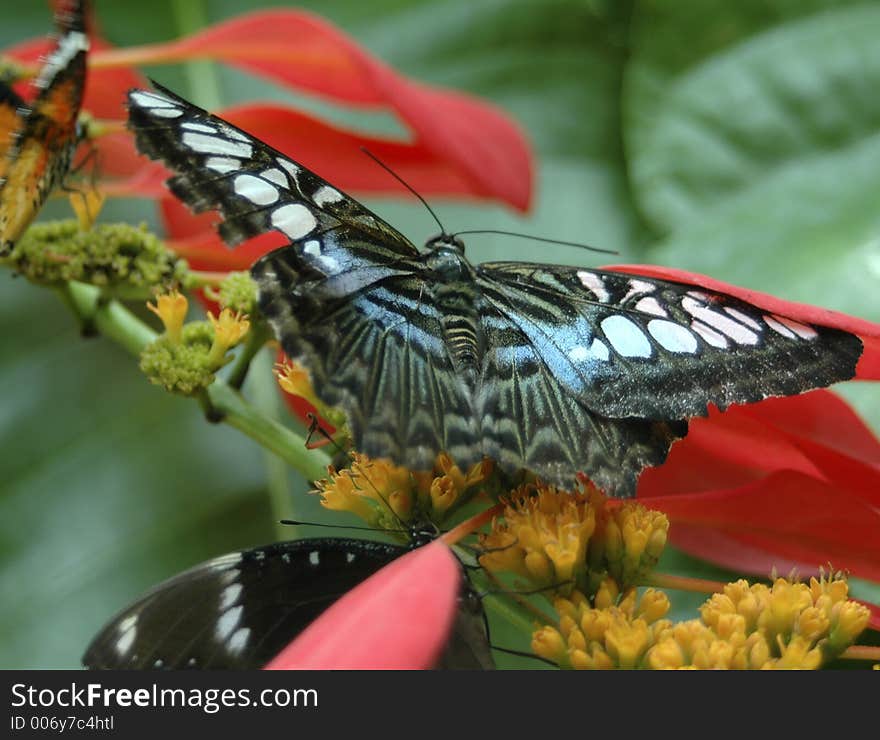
0,0 -> 89,255
83,534 -> 494,670
126,83 -> 862,498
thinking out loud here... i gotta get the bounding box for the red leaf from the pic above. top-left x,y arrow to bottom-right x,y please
264,541 -> 460,670
609,264 -> 880,380
93,10 -> 533,211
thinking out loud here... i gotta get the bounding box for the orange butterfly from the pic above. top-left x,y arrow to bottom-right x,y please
0,0 -> 88,256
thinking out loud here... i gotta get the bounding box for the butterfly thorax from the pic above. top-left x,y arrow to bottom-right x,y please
425,238 -> 483,378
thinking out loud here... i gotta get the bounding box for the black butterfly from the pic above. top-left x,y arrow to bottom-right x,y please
126,83 -> 863,498
0,0 -> 88,255
83,535 -> 494,670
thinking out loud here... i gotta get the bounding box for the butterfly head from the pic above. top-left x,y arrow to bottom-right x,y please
425,234 -> 475,282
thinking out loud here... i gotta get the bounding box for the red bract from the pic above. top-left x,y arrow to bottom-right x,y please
264,541 -> 460,670
93,9 -> 532,212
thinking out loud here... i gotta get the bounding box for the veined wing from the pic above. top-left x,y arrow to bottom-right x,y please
253,244 -> 478,470
478,262 -> 862,421
126,82 -> 419,256
0,84 -> 26,179
474,300 -> 686,497
0,0 -> 88,254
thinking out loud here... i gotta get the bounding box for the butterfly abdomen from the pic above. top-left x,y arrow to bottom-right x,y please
427,244 -> 483,377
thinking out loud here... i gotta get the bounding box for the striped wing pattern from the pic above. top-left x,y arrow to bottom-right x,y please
127,86 -> 863,498
0,0 -> 88,255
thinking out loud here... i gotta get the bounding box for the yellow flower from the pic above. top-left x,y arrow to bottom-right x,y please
480,483 -> 596,594
207,308 -> 250,365
69,188 -> 106,233
274,359 -> 347,430
147,290 -> 188,344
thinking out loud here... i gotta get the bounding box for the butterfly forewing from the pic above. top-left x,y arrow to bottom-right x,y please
477,263 -> 863,420
126,82 -> 419,256
83,537 -> 494,670
126,84 -> 864,498
83,539 -> 410,670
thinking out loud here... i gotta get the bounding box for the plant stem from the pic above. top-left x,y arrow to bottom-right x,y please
171,0 -> 222,110
646,571 -> 727,595
57,280 -> 332,484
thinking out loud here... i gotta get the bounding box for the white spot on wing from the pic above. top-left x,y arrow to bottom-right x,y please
723,307 -> 762,330
37,32 -> 89,88
682,297 -> 758,345
648,319 -> 699,354
271,204 -> 317,240
260,168 -> 289,188
771,315 -> 818,340
635,296 -> 667,317
622,279 -> 656,302
691,320 -> 728,348
215,605 -> 243,641
346,552 -> 356,563
182,132 -> 253,158
131,91 -> 177,108
224,128 -> 251,143
227,627 -> 251,655
309,551 -> 320,565
181,122 -> 217,134
569,340 -> 610,363
114,614 -> 138,656
764,315 -> 796,339
313,185 -> 344,206
303,240 -> 321,256
576,271 -> 609,302
234,174 -> 279,205
601,315 -> 652,358
220,583 -> 243,610
205,157 -> 240,174
149,107 -> 184,119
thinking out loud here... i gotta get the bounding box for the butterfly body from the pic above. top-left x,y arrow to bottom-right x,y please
83,537 -> 493,670
0,0 -> 88,255
127,83 -> 862,497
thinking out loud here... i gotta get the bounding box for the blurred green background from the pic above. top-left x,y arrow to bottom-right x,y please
1,0 -> 878,669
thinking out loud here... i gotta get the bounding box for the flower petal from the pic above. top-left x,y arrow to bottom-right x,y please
608,264 -> 880,379
646,470 -> 880,582
92,10 -> 533,211
264,541 -> 460,670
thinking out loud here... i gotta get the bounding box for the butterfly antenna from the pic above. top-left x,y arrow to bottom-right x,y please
280,519 -> 408,535
451,229 -> 618,256
360,146 -> 448,236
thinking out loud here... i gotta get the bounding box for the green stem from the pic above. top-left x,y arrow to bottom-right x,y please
171,0 -> 222,110
57,280 -> 332,484
226,323 -> 270,391
207,380 -> 330,484
64,282 -> 156,354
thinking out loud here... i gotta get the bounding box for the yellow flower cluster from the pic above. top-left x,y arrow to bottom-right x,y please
479,483 -> 668,596
533,574 -> 869,670
314,452 -> 492,536
141,291 -> 251,395
533,583 -> 671,669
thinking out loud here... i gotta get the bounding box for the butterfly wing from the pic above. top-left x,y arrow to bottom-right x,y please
129,85 -> 478,470
0,0 -> 88,253
127,82 -> 419,254
83,537 -> 493,670
82,538 -> 410,669
478,263 -> 862,420
0,84 -> 26,181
